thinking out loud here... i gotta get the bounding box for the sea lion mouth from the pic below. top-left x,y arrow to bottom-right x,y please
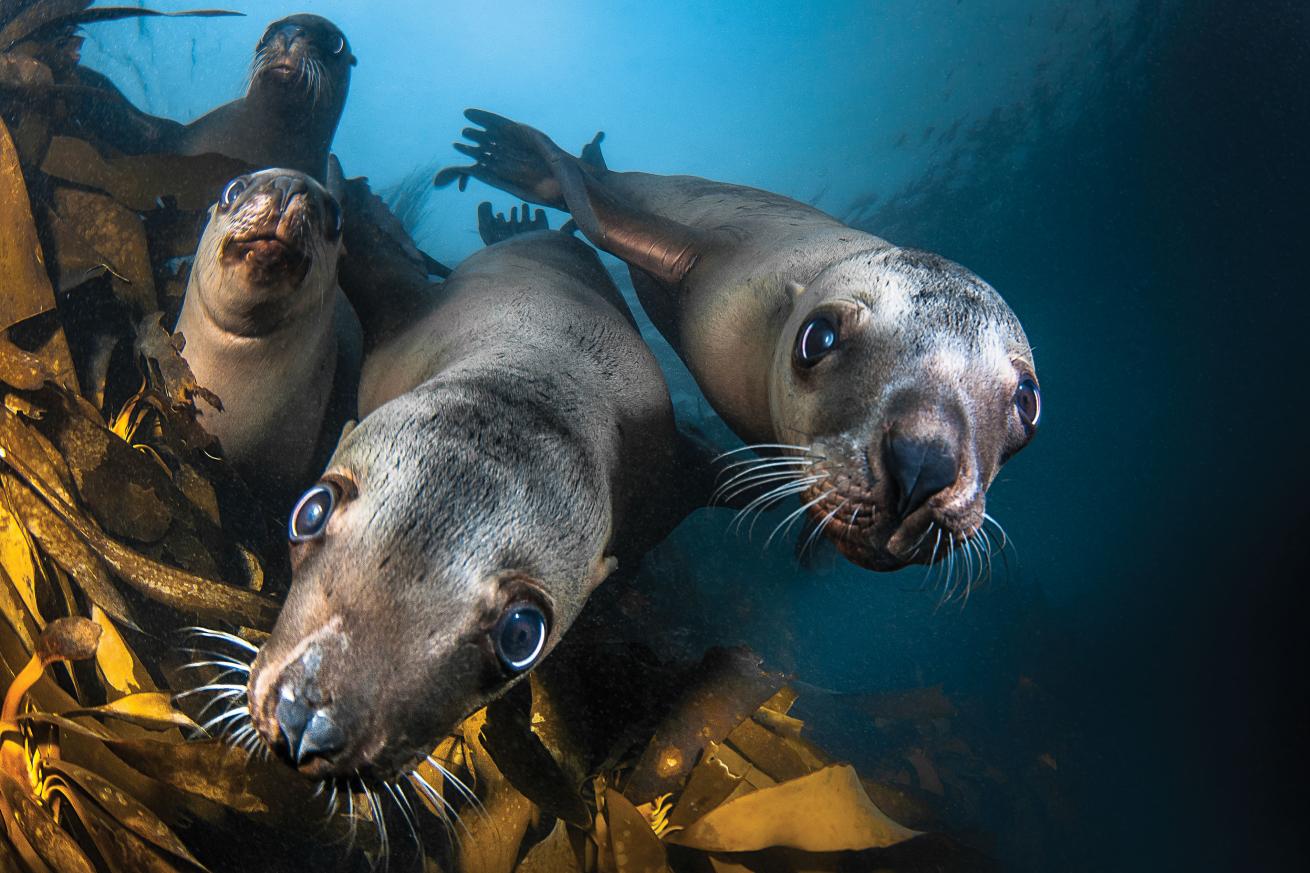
223,233 -> 311,284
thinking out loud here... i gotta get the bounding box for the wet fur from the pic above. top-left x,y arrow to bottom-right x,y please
167,14 -> 354,181
176,169 -> 359,511
247,229 -> 682,781
439,112 -> 1038,574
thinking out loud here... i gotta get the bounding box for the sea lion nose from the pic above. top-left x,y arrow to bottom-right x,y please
273,655 -> 345,765
885,433 -> 959,518
269,174 -> 309,212
273,23 -> 306,46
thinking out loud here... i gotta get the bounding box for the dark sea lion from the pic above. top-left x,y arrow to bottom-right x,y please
175,168 -> 360,511
241,206 -> 694,789
436,111 -> 1041,577
168,14 -> 355,180
52,15 -> 353,181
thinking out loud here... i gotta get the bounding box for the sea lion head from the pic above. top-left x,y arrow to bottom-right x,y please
768,247 -> 1039,575
248,14 -> 355,114
245,382 -> 614,784
191,168 -> 343,336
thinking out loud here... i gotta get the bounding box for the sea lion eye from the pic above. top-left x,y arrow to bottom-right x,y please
493,603 -> 548,673
323,197 -> 343,241
219,177 -> 247,210
794,315 -> 839,368
1014,378 -> 1041,433
289,483 -> 337,542
329,34 -> 345,55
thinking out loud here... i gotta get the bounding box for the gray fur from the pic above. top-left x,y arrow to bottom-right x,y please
439,112 -> 1039,572
176,168 -> 358,511
247,229 -> 681,780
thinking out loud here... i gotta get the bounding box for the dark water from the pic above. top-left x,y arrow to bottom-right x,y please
72,0 -> 1308,869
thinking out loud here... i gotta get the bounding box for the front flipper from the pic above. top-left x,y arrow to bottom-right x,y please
437,109 -> 707,288
477,201 -> 548,246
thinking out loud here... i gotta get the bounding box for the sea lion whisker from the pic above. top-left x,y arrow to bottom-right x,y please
983,512 -> 1018,563
201,705 -> 249,734
181,627 -> 259,654
922,525 -> 942,588
745,479 -> 828,540
176,652 -> 250,671
343,787 -> 359,859
731,475 -> 824,536
175,682 -> 248,699
384,782 -> 423,868
713,465 -> 810,501
935,540 -> 956,609
713,443 -> 823,461
737,483 -> 813,539
194,689 -> 248,720
322,781 -> 340,827
717,455 -> 815,476
765,490 -> 834,550
365,785 -> 390,872
407,769 -> 462,845
713,457 -> 814,494
426,756 -> 488,824
801,498 -> 847,559
715,466 -> 816,505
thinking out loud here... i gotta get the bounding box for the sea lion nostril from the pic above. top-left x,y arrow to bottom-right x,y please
886,434 -> 958,518
274,677 -> 345,765
296,710 -> 345,763
273,689 -> 310,756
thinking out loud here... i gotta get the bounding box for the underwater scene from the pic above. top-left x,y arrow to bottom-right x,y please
0,1 -> 1303,870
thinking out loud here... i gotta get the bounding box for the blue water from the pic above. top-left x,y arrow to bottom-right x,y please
82,1 -> 1307,868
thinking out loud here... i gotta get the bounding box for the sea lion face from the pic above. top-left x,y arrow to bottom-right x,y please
245,392 -> 610,783
191,168 -> 342,335
249,14 -> 355,110
769,247 -> 1038,572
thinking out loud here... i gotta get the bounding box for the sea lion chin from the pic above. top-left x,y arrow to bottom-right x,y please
438,111 -> 1040,581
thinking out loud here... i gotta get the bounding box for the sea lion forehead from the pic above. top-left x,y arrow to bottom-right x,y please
823,248 -> 1027,348
261,13 -> 352,52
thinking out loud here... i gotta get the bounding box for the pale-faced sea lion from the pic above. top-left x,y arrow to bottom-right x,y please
175,168 -> 359,511
168,14 -> 355,181
239,206 -> 695,790
437,111 -> 1041,577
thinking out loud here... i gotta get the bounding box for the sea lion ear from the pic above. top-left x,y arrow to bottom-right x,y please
324,419 -> 357,465
587,555 -> 618,593
325,154 -> 346,203
786,280 -> 806,301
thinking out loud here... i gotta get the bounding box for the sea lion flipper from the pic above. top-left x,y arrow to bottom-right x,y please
435,109 -> 567,208
580,131 -> 608,170
477,201 -> 549,246
440,110 -> 706,288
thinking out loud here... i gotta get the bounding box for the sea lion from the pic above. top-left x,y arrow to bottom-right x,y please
437,111 -> 1041,577
175,168 -> 359,511
54,15 -> 353,180
167,14 -> 355,180
240,205 -> 695,789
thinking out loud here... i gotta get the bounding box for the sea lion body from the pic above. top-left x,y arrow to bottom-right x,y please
245,214 -> 688,784
168,14 -> 355,180
440,113 -> 1041,575
176,168 -> 358,510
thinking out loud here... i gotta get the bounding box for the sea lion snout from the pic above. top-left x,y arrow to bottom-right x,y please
210,169 -> 341,293
249,625 -> 376,778
251,14 -> 355,101
880,387 -> 968,519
